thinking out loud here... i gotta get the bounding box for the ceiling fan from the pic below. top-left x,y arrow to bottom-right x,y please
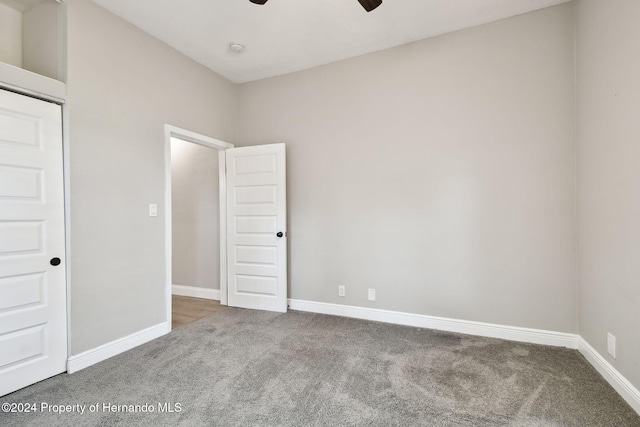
249,0 -> 382,13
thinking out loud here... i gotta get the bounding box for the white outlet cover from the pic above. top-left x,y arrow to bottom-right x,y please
607,333 -> 616,359
368,288 -> 376,301
149,204 -> 158,217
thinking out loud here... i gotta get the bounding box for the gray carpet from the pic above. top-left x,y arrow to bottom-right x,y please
2,308 -> 639,426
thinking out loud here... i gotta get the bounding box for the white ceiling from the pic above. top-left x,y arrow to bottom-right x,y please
91,0 -> 571,84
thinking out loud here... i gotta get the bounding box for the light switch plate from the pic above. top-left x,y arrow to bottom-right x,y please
149,204 -> 158,217
368,288 -> 376,301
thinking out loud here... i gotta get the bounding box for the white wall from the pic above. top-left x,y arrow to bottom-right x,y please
0,3 -> 22,68
171,138 -> 220,290
66,0 -> 237,354
239,4 -> 577,333
576,0 -> 640,391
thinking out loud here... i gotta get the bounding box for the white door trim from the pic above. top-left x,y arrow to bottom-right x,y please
0,62 -> 67,104
163,125 -> 233,332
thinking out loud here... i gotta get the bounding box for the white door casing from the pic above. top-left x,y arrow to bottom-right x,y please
226,143 -> 287,313
0,89 -> 67,396
164,125 -> 233,323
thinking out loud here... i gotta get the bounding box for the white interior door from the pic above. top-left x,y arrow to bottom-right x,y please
0,89 -> 67,396
226,143 -> 287,313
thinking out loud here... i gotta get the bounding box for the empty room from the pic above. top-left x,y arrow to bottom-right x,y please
0,0 -> 639,425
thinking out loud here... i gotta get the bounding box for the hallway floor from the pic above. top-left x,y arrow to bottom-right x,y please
172,295 -> 225,329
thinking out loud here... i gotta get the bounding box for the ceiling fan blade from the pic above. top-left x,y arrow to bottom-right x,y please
249,0 -> 381,12
357,0 -> 382,12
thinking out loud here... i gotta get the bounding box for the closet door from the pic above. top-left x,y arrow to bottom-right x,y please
0,89 -> 67,396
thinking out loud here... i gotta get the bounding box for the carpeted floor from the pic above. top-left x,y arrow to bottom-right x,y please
2,308 -> 639,426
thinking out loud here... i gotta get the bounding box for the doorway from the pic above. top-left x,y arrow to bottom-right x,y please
164,125 -> 232,330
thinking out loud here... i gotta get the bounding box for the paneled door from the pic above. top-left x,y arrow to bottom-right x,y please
226,144 -> 287,313
0,89 -> 67,396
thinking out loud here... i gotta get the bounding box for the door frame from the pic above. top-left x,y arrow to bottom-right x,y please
163,125 -> 233,331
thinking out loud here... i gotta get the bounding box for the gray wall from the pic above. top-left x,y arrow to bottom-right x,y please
576,0 -> 640,390
238,4 -> 577,333
66,0 -> 237,354
5,0 -> 638,394
0,3 -> 22,67
171,138 -> 220,290
0,1 -> 65,79
22,1 -> 65,81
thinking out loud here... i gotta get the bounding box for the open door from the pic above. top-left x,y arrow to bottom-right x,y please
226,144 -> 287,313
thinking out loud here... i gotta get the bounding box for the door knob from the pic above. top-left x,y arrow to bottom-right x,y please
276,232 -> 284,238
50,257 -> 61,266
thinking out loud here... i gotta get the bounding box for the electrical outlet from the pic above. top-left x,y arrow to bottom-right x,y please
368,288 -> 376,301
338,285 -> 345,297
607,333 -> 616,359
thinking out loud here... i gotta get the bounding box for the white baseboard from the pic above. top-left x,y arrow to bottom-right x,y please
287,299 -> 578,349
66,322 -> 168,373
172,284 -> 220,300
578,337 -> 640,415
